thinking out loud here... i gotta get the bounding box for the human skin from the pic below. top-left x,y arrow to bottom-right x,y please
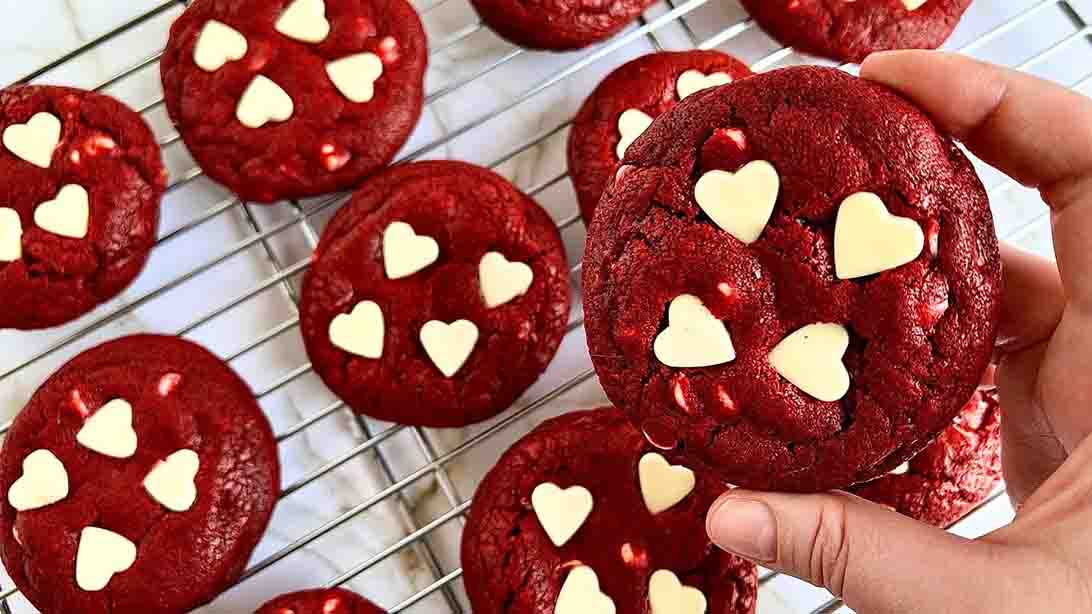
706,50 -> 1092,613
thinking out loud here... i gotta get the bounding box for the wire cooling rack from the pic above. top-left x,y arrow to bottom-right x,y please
0,0 -> 1089,612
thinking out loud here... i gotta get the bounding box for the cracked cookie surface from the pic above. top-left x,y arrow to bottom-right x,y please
582,66 -> 1001,492
0,85 -> 165,330
300,161 -> 570,427
0,335 -> 279,614
257,588 -> 386,614
160,0 -> 427,203
470,0 -> 658,50
461,408 -> 757,614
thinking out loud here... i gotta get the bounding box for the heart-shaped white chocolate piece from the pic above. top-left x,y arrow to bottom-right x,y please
326,53 -> 384,103
419,319 -> 478,378
694,160 -> 779,244
76,527 -> 137,591
3,112 -> 61,168
329,300 -> 384,358
649,569 -> 707,614
903,0 -> 927,9
677,69 -> 734,100
143,449 -> 199,512
236,75 -> 294,129
638,453 -> 696,515
616,108 -> 653,159
0,208 -> 22,262
532,482 -> 593,547
479,251 -> 533,308
35,184 -> 89,239
383,221 -> 439,279
77,399 -> 137,459
653,294 -> 736,368
193,20 -> 248,72
556,566 -> 615,614
275,0 -> 330,43
769,323 -> 850,402
834,192 -> 924,279
8,450 -> 69,511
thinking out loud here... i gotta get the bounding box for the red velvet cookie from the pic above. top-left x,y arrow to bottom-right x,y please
257,588 -> 385,614
462,408 -> 757,614
161,0 -> 427,203
583,66 -> 1002,492
851,388 -> 1001,527
300,161 -> 570,427
0,335 -> 280,614
569,51 -> 752,223
0,85 -> 166,330
740,0 -> 972,63
470,0 -> 657,50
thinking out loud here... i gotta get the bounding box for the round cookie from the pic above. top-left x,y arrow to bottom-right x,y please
740,0 -> 973,63
300,160 -> 570,427
257,588 -> 386,614
470,0 -> 657,50
582,66 -> 1002,492
462,408 -> 757,614
851,388 -> 1001,527
0,335 -> 280,614
569,51 -> 752,224
0,85 -> 166,330
160,0 -> 427,203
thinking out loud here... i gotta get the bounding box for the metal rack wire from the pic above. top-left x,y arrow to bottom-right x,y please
1,0 -> 1089,612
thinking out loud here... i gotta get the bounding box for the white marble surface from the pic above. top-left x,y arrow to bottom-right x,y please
0,0 -> 1089,612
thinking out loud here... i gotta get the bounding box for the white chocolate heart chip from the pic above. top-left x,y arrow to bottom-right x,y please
479,251 -> 533,308
769,323 -> 850,402
236,75 -> 294,129
694,160 -> 779,244
420,319 -> 478,378
556,566 -> 616,614
902,0 -> 928,9
677,70 -> 733,100
8,450 -> 69,511
0,208 -> 22,262
329,300 -> 384,358
77,399 -> 138,459
531,482 -> 593,547
193,20 -> 248,72
383,221 -> 439,279
35,184 -> 89,239
638,453 -> 696,515
143,449 -> 199,512
76,527 -> 137,592
3,112 -> 61,168
649,569 -> 707,614
890,461 -> 911,475
653,294 -> 736,369
834,192 -> 924,279
326,53 -> 384,103
275,0 -> 330,43
616,108 -> 653,159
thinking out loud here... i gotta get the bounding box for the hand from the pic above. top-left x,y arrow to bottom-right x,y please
705,50 -> 1092,613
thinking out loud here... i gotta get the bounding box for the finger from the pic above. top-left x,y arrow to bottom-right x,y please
996,243 -> 1064,354
706,490 -> 1007,614
861,51 -> 1092,308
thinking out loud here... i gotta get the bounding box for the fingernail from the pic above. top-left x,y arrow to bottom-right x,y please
707,497 -> 778,563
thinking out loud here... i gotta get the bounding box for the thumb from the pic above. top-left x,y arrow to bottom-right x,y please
706,490 -> 1004,613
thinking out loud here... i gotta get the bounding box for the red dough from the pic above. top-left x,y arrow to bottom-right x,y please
568,51 -> 752,223
582,66 -> 1002,492
0,85 -> 165,330
300,161 -> 570,427
0,335 -> 280,614
257,588 -> 386,614
160,0 -> 427,203
852,388 -> 1002,527
470,0 -> 657,50
462,408 -> 757,614
740,0 -> 973,63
